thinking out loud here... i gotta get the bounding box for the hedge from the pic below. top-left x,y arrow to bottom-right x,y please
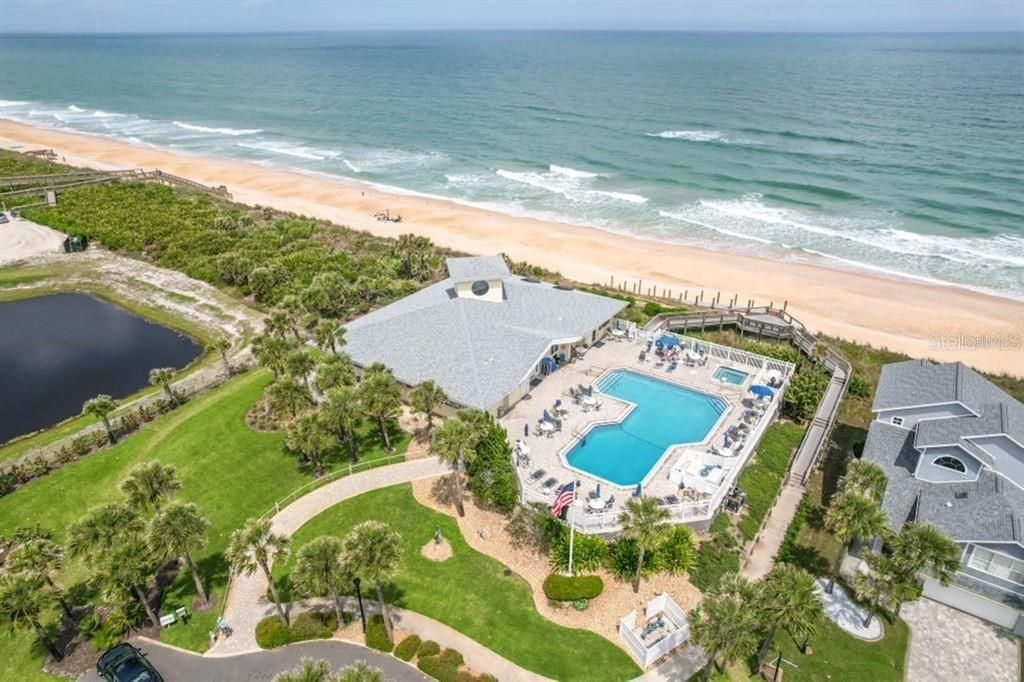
418,655 -> 459,682
439,649 -> 464,667
418,640 -> 441,657
365,614 -> 393,652
542,574 -> 604,601
254,611 -> 338,649
736,422 -> 805,541
394,634 -> 422,661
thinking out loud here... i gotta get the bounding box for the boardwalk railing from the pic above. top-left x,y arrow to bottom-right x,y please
646,306 -> 851,488
0,168 -> 232,202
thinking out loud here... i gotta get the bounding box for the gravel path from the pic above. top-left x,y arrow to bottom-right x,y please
208,457 -> 446,657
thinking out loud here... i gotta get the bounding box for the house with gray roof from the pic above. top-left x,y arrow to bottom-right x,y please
862,359 -> 1024,633
343,256 -> 627,415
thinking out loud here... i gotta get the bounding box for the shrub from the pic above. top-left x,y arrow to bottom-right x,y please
573,599 -> 589,611
455,672 -> 478,682
417,656 -> 459,682
418,640 -> 441,657
847,373 -> 872,399
505,503 -> 566,553
479,675 -> 498,682
466,418 -> 519,513
439,648 -> 464,667
606,537 -> 663,581
254,611 -> 337,649
690,539 -> 740,592
542,573 -> 604,601
365,614 -> 393,652
550,533 -> 607,573
394,634 -> 421,661
70,435 -> 93,458
783,367 -> 830,423
659,526 -> 697,575
91,625 -> 122,652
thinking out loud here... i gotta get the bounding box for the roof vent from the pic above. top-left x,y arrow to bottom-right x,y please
954,491 -> 968,500
945,501 -> 953,508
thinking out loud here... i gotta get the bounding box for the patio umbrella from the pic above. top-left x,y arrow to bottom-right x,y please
749,385 -> 775,399
524,423 -> 529,437
595,482 -> 601,499
587,385 -> 593,396
554,399 -> 562,409
543,409 -> 551,422
634,483 -> 642,497
656,334 -> 680,349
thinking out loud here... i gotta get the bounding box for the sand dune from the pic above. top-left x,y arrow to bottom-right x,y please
1,118 -> 1021,376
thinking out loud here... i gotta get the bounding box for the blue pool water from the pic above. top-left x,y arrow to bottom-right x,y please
565,370 -> 727,486
713,367 -> 749,385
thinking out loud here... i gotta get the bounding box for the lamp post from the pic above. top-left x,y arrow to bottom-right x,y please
353,577 -> 367,632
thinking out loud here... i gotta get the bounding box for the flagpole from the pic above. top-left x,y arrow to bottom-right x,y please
567,480 -> 577,577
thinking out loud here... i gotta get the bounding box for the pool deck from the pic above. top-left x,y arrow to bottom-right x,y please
500,331 -> 793,532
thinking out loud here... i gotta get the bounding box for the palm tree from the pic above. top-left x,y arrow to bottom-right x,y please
211,337 -> 232,376
0,573 -> 63,660
315,320 -> 346,356
890,523 -> 960,587
340,520 -> 401,643
265,310 -> 291,340
359,371 -> 402,450
253,334 -> 293,376
395,233 -> 434,280
120,461 -> 181,512
689,572 -> 761,681
149,501 -> 211,604
279,296 -> 305,343
98,539 -> 161,628
430,418 -> 478,517
226,518 -> 291,625
757,564 -> 823,664
149,367 -> 177,406
67,503 -> 144,563
336,662 -> 384,682
291,537 -> 350,628
6,538 -> 72,618
267,377 -> 313,420
823,491 -> 888,593
83,394 -> 119,444
410,381 -> 447,435
619,497 -> 670,592
286,350 -> 316,390
320,386 -> 362,461
314,355 -> 357,394
837,459 -> 888,502
286,414 -> 335,473
273,659 -> 384,682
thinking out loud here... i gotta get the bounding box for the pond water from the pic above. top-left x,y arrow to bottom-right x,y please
0,293 -> 203,444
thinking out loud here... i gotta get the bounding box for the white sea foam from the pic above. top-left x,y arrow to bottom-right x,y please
646,129 -> 756,145
549,164 -> 602,178
496,167 -> 646,205
238,140 -> 340,161
593,190 -> 648,204
67,105 -> 86,113
0,100 -> 29,107
342,159 -> 362,173
91,110 -> 121,118
172,121 -> 262,136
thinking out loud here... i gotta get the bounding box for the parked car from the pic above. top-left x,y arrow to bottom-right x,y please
96,643 -> 163,682
0,212 -> 9,224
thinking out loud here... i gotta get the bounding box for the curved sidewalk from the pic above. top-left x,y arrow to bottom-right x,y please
208,457 -> 446,657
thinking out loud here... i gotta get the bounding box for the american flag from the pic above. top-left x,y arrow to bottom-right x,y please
550,481 -> 576,518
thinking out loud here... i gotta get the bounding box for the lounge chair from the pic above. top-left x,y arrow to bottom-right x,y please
541,477 -> 558,491
529,469 -> 546,482
603,495 -> 615,509
664,495 -> 679,506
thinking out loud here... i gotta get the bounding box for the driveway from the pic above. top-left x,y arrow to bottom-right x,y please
81,638 -> 429,682
903,598 -> 1019,682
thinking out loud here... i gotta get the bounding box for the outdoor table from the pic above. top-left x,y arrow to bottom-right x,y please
516,441 -> 531,456
582,395 -> 597,407
588,497 -> 606,511
611,328 -> 626,339
539,421 -> 555,433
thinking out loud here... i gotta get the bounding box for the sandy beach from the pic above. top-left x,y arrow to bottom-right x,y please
2,118 -> 1021,376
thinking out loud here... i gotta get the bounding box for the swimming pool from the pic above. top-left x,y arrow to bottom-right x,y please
713,367 -> 749,385
564,370 -> 728,487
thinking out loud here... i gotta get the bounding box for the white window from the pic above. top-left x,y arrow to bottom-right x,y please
968,548 -> 1024,586
890,416 -> 904,426
933,455 -> 967,473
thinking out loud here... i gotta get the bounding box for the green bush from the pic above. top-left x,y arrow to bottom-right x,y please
254,611 -> 338,649
542,574 -> 604,601
418,639 -> 441,657
573,599 -> 589,611
418,655 -> 459,682
394,634 -> 422,661
365,614 -> 393,652
690,539 -> 740,592
550,532 -> 607,573
466,418 -> 519,513
659,526 -> 697,574
606,537 -> 657,581
783,367 -> 830,423
736,422 -> 805,542
439,649 -> 464,667
847,373 -> 873,399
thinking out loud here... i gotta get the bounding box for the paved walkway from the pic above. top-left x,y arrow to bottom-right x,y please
80,637 -> 427,682
209,457 -> 446,657
740,483 -> 804,581
903,598 -> 1019,682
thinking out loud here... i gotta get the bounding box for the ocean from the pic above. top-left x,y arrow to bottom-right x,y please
1,32 -> 1022,298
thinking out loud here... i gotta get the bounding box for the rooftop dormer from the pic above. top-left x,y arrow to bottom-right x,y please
446,255 -> 510,303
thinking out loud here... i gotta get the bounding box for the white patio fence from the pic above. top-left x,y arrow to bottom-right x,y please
618,593 -> 691,668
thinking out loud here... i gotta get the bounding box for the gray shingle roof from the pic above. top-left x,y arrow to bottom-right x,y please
343,258 -> 626,411
863,420 -> 1023,543
444,256 -> 510,282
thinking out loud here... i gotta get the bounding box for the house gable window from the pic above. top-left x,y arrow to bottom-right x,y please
933,455 -> 966,473
890,416 -> 904,426
968,547 -> 1024,586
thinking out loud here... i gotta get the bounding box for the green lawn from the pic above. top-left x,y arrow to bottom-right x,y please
764,615 -> 909,681
275,485 -> 641,682
735,421 -> 806,541
0,369 -> 408,679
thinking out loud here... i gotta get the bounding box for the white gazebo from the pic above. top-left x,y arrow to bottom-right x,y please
618,593 -> 690,668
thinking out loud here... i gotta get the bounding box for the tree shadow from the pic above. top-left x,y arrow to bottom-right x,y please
779,543 -> 830,577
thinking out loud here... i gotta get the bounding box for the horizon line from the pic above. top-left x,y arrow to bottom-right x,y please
2,28 -> 1023,37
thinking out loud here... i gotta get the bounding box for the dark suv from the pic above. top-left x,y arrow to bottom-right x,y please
96,643 -> 164,682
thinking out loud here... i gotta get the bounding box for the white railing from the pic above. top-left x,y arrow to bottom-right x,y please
619,594 -> 691,668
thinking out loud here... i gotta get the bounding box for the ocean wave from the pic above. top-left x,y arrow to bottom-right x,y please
342,159 -> 362,173
67,105 -> 85,112
0,100 -> 29,107
238,140 -> 340,161
646,129 -> 756,145
592,190 -> 648,204
343,148 -> 448,172
172,121 -> 263,136
549,164 -> 602,179
496,168 -> 646,205
91,110 -> 121,118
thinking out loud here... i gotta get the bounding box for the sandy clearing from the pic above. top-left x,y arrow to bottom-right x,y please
0,217 -> 66,265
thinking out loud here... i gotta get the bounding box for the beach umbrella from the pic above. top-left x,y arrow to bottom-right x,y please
524,423 -> 529,437
749,385 -> 775,399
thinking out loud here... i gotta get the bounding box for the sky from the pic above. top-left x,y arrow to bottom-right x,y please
2,0 -> 1022,34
